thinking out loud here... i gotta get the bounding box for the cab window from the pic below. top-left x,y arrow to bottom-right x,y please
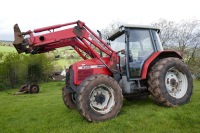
128,29 -> 154,78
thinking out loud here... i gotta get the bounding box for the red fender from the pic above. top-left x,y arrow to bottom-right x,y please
141,51 -> 182,79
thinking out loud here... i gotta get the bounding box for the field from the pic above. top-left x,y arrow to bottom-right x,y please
0,81 -> 199,133
0,46 -> 80,68
54,58 -> 82,68
53,47 -> 82,68
0,46 -> 16,53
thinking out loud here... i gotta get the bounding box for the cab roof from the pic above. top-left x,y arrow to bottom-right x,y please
108,24 -> 160,41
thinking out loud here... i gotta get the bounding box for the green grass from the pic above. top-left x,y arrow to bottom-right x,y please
0,46 -> 16,53
0,81 -> 200,133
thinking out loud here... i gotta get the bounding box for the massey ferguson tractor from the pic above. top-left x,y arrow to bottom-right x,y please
13,20 -> 193,122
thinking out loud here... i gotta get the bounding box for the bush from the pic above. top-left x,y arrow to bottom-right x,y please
0,53 -> 54,90
187,57 -> 200,80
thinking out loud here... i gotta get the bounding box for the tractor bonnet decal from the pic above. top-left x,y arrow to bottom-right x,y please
78,65 -> 106,70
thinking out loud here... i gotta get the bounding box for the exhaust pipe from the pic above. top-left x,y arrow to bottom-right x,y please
97,30 -> 103,57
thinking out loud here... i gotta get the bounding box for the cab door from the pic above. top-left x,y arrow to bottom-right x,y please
127,29 -> 155,79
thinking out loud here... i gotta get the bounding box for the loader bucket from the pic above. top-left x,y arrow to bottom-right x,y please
13,24 -> 29,53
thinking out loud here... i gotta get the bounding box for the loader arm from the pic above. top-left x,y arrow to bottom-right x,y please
13,20 -> 119,72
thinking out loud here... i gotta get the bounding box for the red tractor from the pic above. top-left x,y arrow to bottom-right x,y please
13,20 -> 193,122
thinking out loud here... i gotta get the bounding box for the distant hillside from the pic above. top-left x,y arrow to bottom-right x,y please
0,46 -> 16,52
0,40 -> 13,46
0,40 -> 13,42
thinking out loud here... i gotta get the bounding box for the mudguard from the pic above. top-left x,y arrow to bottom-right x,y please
141,51 -> 182,79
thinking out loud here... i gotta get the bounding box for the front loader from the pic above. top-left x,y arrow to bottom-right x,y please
13,20 -> 193,122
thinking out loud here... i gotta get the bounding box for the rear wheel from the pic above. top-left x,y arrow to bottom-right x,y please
148,57 -> 193,107
76,74 -> 123,122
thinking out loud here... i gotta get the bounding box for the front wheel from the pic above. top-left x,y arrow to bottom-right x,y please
76,75 -> 123,122
148,57 -> 193,107
62,87 -> 76,109
62,70 -> 76,109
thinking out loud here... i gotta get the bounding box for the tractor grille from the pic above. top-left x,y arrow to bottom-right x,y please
78,69 -> 93,81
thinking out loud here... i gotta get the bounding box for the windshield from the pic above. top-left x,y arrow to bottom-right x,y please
129,29 -> 154,61
110,33 -> 125,52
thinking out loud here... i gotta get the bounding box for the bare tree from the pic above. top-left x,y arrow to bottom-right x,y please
152,19 -> 177,48
152,19 -> 200,62
101,20 -> 126,39
174,19 -> 200,62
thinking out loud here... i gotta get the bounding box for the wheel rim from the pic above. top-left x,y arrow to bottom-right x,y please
165,67 -> 188,99
31,86 -> 38,93
90,84 -> 115,114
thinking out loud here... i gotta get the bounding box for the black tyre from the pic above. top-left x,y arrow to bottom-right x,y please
62,70 -> 76,109
62,87 -> 76,109
148,57 -> 193,107
76,74 -> 123,122
29,84 -> 40,94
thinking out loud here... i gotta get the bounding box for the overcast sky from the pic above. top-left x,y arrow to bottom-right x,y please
0,0 -> 200,40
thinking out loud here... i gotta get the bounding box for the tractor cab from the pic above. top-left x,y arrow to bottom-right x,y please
108,25 -> 163,80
